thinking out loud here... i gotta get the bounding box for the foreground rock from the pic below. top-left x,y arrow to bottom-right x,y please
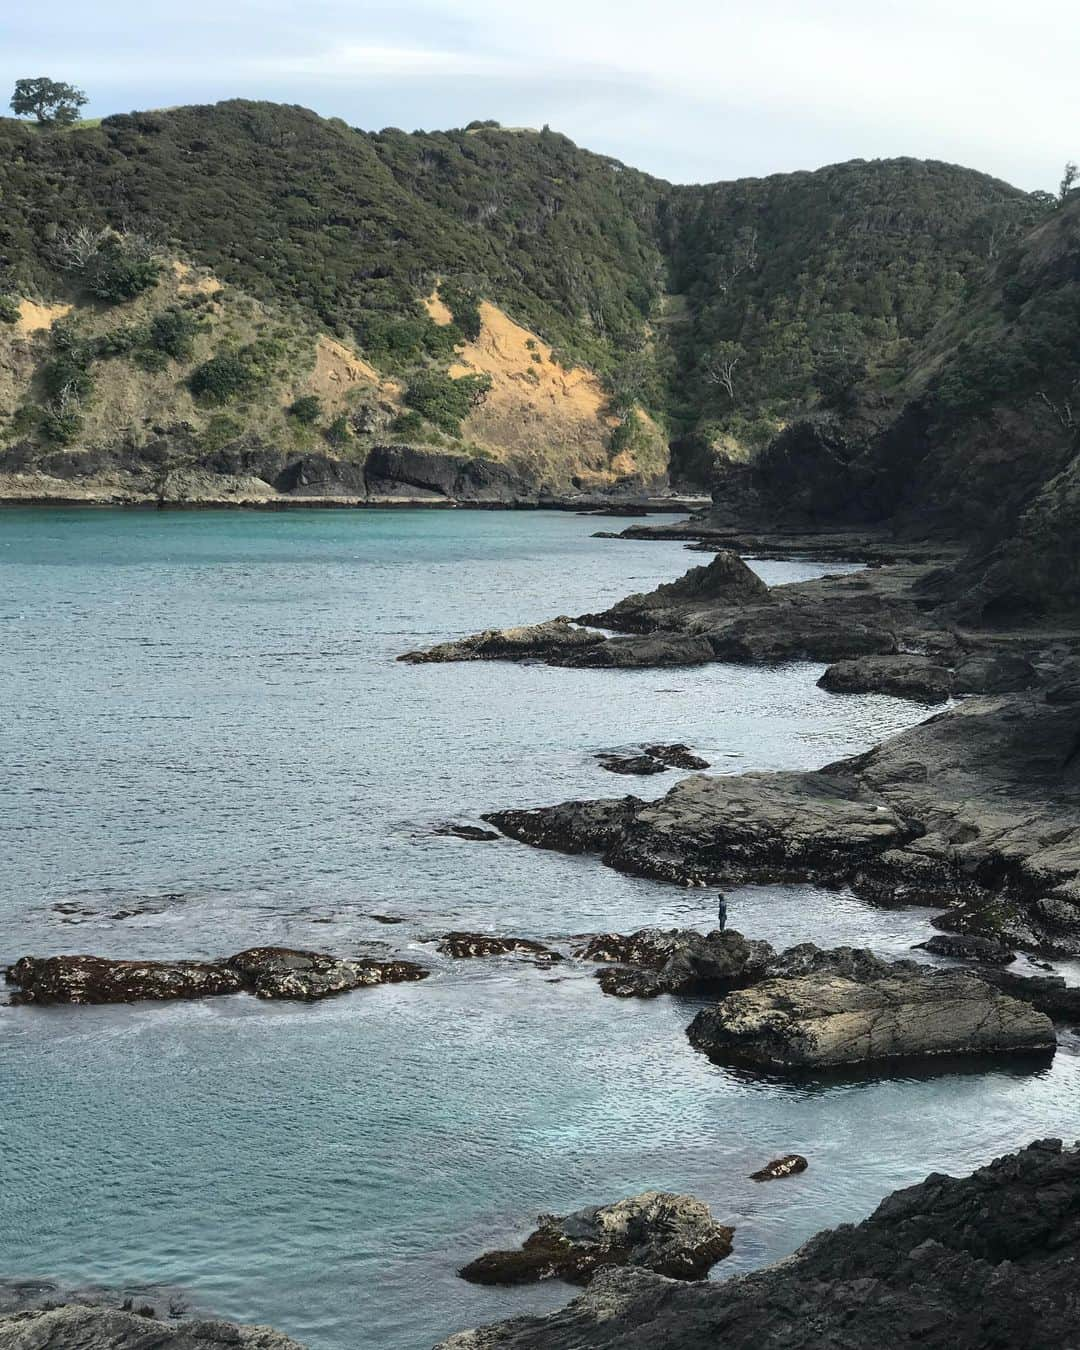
750,1155 -> 808,1181
0,1304 -> 303,1349
818,654 -> 952,704
435,933 -> 563,963
574,928 -> 772,998
398,617 -> 605,664
6,947 -> 428,1005
484,689 -> 1080,954
436,1139 -> 1080,1350
458,1192 -> 733,1287
686,969 -> 1054,1069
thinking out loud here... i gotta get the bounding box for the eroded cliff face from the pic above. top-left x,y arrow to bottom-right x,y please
0,270 -> 666,506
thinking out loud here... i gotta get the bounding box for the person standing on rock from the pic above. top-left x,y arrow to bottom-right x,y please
717,893 -> 728,930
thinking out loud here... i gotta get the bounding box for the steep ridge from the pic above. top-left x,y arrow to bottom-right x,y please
0,101 -> 1041,503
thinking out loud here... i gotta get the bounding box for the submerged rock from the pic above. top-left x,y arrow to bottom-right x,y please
4,955 -> 243,1006
436,1139 -> 1080,1350
575,928 -> 772,998
0,1304 -> 304,1348
435,933 -> 563,962
398,617 -> 605,664
434,824 -> 502,842
686,969 -> 1055,1069
458,1191 -> 733,1287
643,744 -> 710,770
818,654 -> 952,703
750,1154 -> 808,1181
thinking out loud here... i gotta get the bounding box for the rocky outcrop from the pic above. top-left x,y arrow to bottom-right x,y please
818,654 -> 952,703
435,933 -> 563,963
915,933 -> 1016,964
6,947 -> 428,1005
398,618 -> 605,665
574,928 -> 772,998
0,1304 -> 303,1349
4,955 -> 243,1006
486,770 -> 913,888
458,1192 -> 733,1287
686,969 -> 1055,1069
433,824 -> 502,841
643,745 -> 710,770
436,1139 -> 1080,1349
596,753 -> 669,776
484,688 -> 1080,954
750,1155 -> 808,1181
226,947 -> 428,1000
578,551 -> 770,633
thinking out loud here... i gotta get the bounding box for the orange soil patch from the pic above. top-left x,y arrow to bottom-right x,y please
15,299 -> 72,336
423,289 -> 455,327
301,336 -> 402,408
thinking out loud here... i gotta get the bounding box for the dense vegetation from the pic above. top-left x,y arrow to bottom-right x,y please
0,99 -> 1045,456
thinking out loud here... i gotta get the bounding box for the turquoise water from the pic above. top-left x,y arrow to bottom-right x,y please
2,508 -> 1077,1349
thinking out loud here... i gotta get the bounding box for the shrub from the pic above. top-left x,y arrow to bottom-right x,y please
404,370 -> 492,435
40,405 -> 83,444
324,412 -> 351,445
441,282 -> 483,342
391,409 -> 424,437
41,352 -> 92,403
189,350 -> 256,403
0,294 -> 20,324
81,238 -> 160,302
148,307 -> 201,360
288,394 -> 322,424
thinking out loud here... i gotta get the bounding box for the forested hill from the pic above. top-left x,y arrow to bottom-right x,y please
0,99 -> 1048,497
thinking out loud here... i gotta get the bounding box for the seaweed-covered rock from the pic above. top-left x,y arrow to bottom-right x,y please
4,955 -> 243,1006
458,1191 -> 733,1287
750,1155 -> 808,1181
227,947 -> 428,1000
435,933 -> 562,962
575,928 -> 773,998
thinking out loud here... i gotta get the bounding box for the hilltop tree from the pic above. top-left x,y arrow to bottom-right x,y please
1059,161 -> 1079,205
9,77 -> 87,126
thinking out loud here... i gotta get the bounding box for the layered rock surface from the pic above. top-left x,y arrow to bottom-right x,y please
0,1303 -> 303,1349
686,969 -> 1055,1069
436,1139 -> 1080,1349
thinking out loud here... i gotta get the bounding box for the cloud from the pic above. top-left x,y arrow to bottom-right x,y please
2,0 -> 1077,188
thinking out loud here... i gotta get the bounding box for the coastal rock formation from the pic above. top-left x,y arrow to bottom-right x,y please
574,928 -> 772,998
458,1192 -> 733,1286
226,947 -> 428,1000
435,1139 -> 1080,1350
818,654 -> 952,703
915,933 -> 1016,964
487,770 -> 912,887
485,688 -> 1080,953
4,955 -> 244,1006
398,618 -> 605,665
6,947 -> 428,1005
596,753 -> 670,776
686,970 -> 1055,1069
0,1304 -> 303,1348
435,933 -> 563,962
577,551 -> 770,633
750,1155 -> 808,1181
595,744 -> 710,776
434,824 -> 502,841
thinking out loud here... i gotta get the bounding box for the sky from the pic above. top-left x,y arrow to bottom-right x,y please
3,0 -> 1078,190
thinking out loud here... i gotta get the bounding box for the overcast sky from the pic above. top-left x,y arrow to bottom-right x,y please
3,0 -> 1077,190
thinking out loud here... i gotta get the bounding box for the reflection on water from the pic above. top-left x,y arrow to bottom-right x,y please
1,509 -> 1072,1350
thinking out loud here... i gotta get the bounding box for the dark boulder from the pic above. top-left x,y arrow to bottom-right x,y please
575,928 -> 773,998
915,933 -> 1017,964
818,654 -> 952,703
643,744 -> 710,770
434,824 -> 502,841
435,933 -> 563,962
596,753 -> 670,776
750,1155 -> 808,1182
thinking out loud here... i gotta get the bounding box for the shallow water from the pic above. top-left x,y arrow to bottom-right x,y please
2,508 -> 1076,1350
